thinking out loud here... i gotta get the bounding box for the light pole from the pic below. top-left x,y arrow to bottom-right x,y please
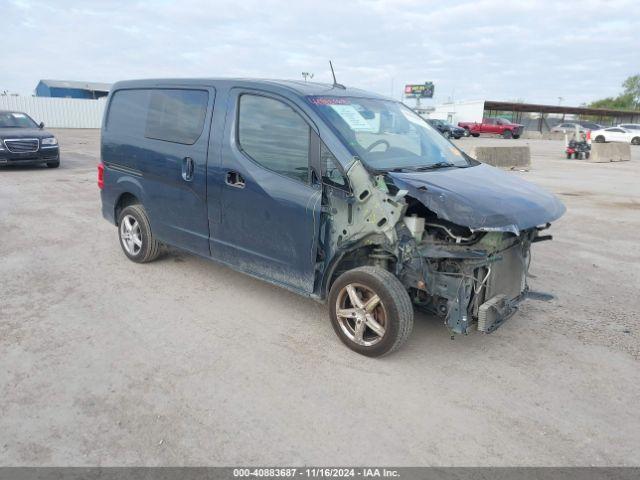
301,72 -> 314,83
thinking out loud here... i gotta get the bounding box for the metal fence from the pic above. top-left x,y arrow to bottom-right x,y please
0,96 -> 105,128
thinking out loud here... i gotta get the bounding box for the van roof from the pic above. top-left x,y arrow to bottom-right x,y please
110,78 -> 391,101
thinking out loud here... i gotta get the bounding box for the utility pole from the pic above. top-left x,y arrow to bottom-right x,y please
301,72 -> 314,83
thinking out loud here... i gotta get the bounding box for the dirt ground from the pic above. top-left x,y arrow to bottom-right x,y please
1,129 -> 638,466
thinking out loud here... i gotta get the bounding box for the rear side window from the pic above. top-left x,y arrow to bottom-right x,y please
106,88 -> 208,144
238,94 -> 310,183
146,89 -> 208,144
106,89 -> 150,136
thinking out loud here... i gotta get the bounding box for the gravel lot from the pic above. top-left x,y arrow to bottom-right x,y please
1,129 -> 638,466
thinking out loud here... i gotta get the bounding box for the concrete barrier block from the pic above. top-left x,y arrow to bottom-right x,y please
469,146 -> 531,169
589,142 -> 631,163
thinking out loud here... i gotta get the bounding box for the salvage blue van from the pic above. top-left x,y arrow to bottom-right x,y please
99,79 -> 565,356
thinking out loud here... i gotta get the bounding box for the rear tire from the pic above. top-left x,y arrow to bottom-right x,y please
46,161 -> 60,168
595,135 -> 605,143
471,133 -> 480,137
117,204 -> 162,263
502,130 -> 513,139
328,266 -> 413,357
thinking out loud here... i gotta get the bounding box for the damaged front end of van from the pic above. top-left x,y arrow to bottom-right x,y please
320,159 -> 565,335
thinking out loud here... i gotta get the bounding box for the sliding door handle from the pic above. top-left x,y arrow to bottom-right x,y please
225,170 -> 245,188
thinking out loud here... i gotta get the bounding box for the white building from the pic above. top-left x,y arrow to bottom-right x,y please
417,100 -> 486,125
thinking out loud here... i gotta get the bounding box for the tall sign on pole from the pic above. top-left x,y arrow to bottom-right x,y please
404,82 -> 435,110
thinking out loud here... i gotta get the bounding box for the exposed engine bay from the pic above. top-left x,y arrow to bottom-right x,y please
319,159 -> 565,335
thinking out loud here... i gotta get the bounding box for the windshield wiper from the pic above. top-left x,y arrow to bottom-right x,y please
412,162 -> 457,171
373,162 -> 465,174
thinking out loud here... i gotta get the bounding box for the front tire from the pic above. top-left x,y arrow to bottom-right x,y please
632,137 -> 640,145
46,161 -> 60,168
471,133 -> 480,137
117,204 -> 161,263
328,266 -> 413,357
513,134 -> 520,139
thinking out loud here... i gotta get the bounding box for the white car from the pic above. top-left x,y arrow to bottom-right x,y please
591,127 -> 640,145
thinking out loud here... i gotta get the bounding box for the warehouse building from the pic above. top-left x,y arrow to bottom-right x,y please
35,80 -> 111,99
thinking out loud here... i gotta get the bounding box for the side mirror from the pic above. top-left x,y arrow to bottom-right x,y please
38,122 -> 45,129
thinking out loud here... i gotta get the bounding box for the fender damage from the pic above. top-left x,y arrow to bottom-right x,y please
320,160 -> 565,335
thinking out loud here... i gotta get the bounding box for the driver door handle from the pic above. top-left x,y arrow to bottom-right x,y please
225,170 -> 245,188
182,157 -> 194,182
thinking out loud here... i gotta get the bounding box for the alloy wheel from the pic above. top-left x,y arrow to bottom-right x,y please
120,214 -> 142,256
335,283 -> 388,347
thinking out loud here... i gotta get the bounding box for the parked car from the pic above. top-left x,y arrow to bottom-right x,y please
425,118 -> 466,139
578,121 -> 603,131
619,123 -> 640,131
591,127 -> 640,145
458,117 -> 524,139
551,122 -> 586,134
99,79 -> 565,356
0,110 -> 59,168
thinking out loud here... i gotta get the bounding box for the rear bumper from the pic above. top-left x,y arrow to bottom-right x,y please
100,189 -> 117,225
0,148 -> 59,166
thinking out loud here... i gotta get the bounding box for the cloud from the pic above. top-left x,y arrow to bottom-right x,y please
2,0 -> 638,106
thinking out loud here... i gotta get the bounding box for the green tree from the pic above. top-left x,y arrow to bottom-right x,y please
589,74 -> 640,110
622,74 -> 640,108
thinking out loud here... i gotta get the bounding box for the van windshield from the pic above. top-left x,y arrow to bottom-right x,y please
307,96 -> 473,171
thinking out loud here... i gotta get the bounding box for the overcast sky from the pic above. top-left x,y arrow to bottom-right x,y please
3,0 -> 638,106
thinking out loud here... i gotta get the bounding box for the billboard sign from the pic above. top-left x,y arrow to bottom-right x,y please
404,82 -> 434,99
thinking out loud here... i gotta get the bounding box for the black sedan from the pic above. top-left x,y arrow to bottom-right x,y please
0,110 -> 60,168
426,118 -> 466,139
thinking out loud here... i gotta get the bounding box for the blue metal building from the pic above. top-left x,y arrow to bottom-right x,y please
36,80 -> 111,99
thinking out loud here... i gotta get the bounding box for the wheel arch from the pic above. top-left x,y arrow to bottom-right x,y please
319,243 -> 393,301
114,192 -> 141,225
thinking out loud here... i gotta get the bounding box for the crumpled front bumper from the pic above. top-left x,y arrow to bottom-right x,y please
477,292 -> 527,333
419,238 -> 531,335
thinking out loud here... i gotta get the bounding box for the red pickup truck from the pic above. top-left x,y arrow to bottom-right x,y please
458,117 -> 524,139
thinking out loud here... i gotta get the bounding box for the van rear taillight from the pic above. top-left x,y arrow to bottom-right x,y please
97,163 -> 105,189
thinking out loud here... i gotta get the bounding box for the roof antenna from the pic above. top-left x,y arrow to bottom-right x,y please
329,60 -> 346,89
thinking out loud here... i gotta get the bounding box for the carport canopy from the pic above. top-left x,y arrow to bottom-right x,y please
484,100 -> 640,131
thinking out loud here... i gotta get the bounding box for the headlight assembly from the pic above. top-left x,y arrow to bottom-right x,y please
41,137 -> 58,146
